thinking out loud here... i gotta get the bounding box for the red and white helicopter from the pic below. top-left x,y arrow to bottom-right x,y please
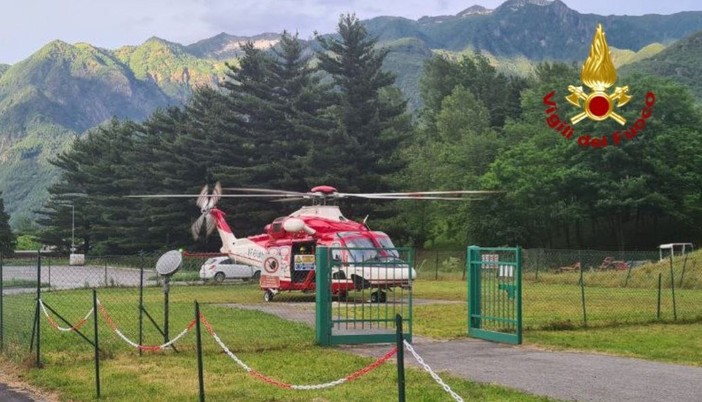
137,183 -> 495,302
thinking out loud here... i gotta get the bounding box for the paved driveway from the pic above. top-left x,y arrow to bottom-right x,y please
2,264 -> 155,293
345,337 -> 702,402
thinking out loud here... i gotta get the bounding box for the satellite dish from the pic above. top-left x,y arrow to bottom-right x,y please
156,250 -> 183,276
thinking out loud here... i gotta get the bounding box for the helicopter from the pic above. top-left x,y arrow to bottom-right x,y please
135,183 -> 495,302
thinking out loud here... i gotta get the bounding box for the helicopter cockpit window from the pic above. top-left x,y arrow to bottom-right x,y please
336,233 -> 377,262
373,232 -> 400,257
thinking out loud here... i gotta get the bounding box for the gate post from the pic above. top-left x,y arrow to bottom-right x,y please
516,247 -> 523,345
315,246 -> 331,346
467,245 -> 481,334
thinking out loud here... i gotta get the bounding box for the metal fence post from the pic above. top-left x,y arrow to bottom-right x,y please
36,252 -> 42,367
679,253 -> 688,288
139,252 -> 145,357
668,254 -> 677,320
395,314 -> 406,402
657,273 -> 662,320
93,289 -> 101,399
579,265 -> 587,327
196,301 -> 205,402
516,247 -> 523,345
434,251 -> 439,280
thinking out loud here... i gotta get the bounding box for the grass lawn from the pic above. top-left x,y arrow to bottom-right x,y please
3,275 -> 702,400
411,280 -> 702,366
527,323 -> 702,366
7,285 -> 553,401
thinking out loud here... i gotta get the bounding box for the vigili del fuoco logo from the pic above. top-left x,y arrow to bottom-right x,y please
543,24 -> 656,148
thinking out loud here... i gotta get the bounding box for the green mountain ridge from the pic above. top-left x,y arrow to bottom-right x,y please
620,31 -> 702,100
2,0 -> 702,227
0,40 -> 176,225
115,37 -> 230,101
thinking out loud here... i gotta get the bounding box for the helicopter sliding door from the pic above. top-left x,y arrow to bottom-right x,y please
291,242 -> 316,283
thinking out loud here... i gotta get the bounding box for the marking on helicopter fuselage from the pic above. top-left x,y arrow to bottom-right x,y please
263,257 -> 279,274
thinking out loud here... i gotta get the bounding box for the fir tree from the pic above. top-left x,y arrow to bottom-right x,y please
0,194 -> 16,255
313,14 -> 411,219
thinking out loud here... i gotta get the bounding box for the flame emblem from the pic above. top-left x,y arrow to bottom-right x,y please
566,24 -> 631,125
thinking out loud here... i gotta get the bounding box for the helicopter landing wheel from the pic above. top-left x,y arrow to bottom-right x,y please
264,289 -> 275,302
337,291 -> 348,302
370,291 -> 387,303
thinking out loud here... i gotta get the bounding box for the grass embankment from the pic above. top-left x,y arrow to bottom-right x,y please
10,285 -> 551,402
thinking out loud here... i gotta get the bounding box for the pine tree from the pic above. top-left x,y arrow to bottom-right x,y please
313,14 -> 411,219
0,194 -> 16,255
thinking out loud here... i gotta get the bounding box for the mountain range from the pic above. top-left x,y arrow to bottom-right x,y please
3,0 -> 702,227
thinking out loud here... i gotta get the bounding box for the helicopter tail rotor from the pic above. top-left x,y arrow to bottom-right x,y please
192,182 -> 222,239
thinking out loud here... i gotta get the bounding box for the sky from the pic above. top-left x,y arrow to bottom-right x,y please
2,0 -> 702,65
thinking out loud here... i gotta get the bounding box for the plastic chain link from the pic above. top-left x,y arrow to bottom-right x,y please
403,340 -> 464,402
39,298 -> 93,332
97,299 -> 196,351
199,312 -> 398,390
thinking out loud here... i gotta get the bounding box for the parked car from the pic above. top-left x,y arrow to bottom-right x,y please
199,256 -> 260,283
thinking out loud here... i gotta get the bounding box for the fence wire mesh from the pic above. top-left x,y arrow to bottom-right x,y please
0,251 -> 319,366
415,248 -> 700,329
1,247 -> 700,368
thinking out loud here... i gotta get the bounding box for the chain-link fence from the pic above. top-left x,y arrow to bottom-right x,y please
2,248 -> 700,367
414,250 -> 466,281
413,247 -> 701,330
0,251 -> 318,368
521,248 -> 701,329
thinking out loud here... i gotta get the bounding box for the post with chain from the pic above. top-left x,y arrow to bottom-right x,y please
395,314 -> 406,402
195,301 -> 205,402
93,289 -> 101,398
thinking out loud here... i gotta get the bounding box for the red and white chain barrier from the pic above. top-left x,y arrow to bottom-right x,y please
97,299 -> 196,351
403,340 -> 464,402
39,299 -> 93,332
198,313 -> 398,390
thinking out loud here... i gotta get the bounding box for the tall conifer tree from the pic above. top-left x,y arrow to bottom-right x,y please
0,194 -> 16,255
313,14 -> 410,219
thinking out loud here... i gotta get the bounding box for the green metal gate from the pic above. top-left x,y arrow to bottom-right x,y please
315,246 -> 413,346
467,246 -> 522,344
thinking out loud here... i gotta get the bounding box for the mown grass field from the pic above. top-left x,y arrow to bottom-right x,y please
2,250 -> 701,400
6,285 -> 553,401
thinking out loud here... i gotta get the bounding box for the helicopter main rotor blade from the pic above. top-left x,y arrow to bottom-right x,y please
224,187 -> 309,196
127,194 -> 293,198
347,195 -> 483,201
270,197 -> 312,202
339,190 -> 501,197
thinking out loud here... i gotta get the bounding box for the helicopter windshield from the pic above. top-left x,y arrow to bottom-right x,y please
373,232 -> 400,258
337,232 -> 400,262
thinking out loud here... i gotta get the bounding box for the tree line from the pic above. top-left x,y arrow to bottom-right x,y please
22,15 -> 702,255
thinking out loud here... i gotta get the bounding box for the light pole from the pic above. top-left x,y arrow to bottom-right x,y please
62,193 -> 87,265
71,204 -> 76,253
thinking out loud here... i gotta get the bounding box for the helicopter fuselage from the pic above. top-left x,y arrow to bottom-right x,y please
208,205 -> 415,298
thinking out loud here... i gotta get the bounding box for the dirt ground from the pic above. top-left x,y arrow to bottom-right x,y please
0,357 -> 59,402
